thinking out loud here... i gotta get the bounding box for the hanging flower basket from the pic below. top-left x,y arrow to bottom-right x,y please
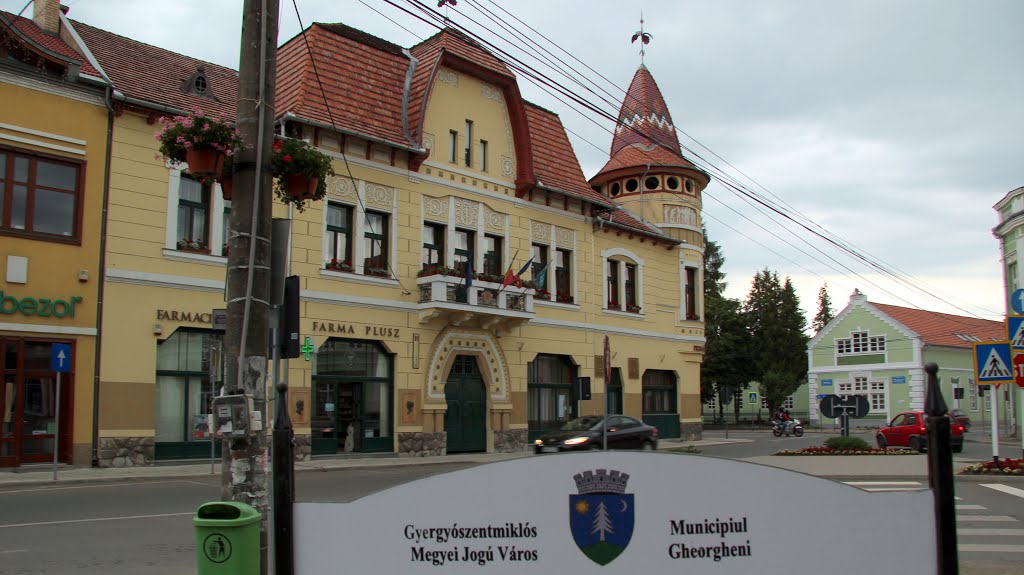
283,174 -> 319,201
218,155 -> 234,200
184,148 -> 225,178
154,110 -> 242,172
272,138 -> 335,212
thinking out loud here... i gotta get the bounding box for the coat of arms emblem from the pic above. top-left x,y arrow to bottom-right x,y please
569,468 -> 634,565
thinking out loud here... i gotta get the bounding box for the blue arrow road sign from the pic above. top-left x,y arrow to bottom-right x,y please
1014,289 -> 1024,315
51,343 -> 71,373
974,341 -> 1013,384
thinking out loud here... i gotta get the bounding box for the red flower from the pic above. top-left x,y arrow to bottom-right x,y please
272,141 -> 282,152
282,154 -> 293,163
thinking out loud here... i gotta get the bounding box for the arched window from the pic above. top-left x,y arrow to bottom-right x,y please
527,354 -> 577,438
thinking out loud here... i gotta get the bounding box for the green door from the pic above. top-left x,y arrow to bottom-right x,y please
445,356 -> 486,453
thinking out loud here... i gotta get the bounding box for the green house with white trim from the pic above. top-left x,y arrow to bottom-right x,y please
807,290 -> 1004,427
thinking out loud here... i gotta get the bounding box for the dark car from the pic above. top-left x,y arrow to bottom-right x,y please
534,415 -> 658,454
950,409 -> 971,431
876,411 -> 964,453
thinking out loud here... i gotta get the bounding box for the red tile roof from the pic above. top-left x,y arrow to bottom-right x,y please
71,20 -> 237,120
0,10 -> 100,77
410,28 -> 513,80
524,103 -> 612,207
602,209 -> 676,241
275,23 -> 412,146
593,144 -> 700,181
872,303 -> 1005,348
611,65 -> 681,157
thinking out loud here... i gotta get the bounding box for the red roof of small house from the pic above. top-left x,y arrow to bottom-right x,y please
0,10 -> 101,77
71,20 -> 237,120
276,23 -> 412,147
873,303 -> 1005,348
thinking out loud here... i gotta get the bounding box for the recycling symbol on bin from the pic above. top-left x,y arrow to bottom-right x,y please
204,533 -> 233,563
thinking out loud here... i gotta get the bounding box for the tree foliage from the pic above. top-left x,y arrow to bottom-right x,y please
812,283 -> 835,334
743,270 -> 809,412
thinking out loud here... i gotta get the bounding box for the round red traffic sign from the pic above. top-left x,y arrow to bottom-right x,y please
1014,353 -> 1024,387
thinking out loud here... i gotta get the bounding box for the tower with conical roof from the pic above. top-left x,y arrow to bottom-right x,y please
589,64 -> 709,322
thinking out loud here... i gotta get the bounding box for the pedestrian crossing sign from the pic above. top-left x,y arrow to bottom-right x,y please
1008,315 -> 1024,350
973,340 -> 1013,385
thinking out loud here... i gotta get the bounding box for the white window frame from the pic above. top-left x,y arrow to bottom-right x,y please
705,394 -> 716,410
533,224 -> 578,308
164,166 -> 230,260
601,247 -> 643,315
869,380 -> 886,412
679,259 -> 702,321
320,180 -> 399,285
836,330 -> 885,356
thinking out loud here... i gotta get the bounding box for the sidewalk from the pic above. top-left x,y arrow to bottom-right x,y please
0,435 -> 1007,487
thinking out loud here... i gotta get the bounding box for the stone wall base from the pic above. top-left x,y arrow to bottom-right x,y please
679,422 -> 703,442
293,434 -> 312,462
398,432 -> 446,457
98,437 -> 154,468
493,429 -> 527,453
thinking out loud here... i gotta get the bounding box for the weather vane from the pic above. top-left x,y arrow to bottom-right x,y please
438,0 -> 457,23
631,12 -> 653,63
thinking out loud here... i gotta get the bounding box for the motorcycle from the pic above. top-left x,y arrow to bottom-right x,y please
772,418 -> 804,437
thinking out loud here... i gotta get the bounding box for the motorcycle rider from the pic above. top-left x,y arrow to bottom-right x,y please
773,407 -> 792,435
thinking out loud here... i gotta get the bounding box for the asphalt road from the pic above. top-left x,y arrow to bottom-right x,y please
1,436 -> 1023,574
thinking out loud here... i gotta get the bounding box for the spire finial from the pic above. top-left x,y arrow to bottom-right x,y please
631,12 -> 653,64
438,0 -> 457,23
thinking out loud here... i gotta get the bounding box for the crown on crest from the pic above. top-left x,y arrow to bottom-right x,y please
574,469 -> 630,495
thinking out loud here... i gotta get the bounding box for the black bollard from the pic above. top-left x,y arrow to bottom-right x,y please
924,363 -> 958,575
273,382 -> 295,575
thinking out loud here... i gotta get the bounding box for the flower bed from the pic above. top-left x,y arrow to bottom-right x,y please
775,446 -> 917,456
959,458 -> 1024,475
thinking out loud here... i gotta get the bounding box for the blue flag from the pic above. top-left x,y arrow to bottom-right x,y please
516,257 -> 535,278
534,261 -> 550,288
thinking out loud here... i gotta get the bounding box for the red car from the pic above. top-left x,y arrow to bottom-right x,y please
876,411 -> 964,453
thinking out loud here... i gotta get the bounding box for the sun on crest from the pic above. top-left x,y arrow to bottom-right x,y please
574,500 -> 590,514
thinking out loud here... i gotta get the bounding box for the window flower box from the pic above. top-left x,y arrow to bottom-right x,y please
364,267 -> 391,278
326,259 -> 353,273
535,289 -> 551,301
607,300 -> 621,310
556,292 -> 574,304
176,239 -> 208,253
626,304 -> 642,313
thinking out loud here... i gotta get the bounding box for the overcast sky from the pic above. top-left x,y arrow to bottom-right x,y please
9,0 -> 1022,325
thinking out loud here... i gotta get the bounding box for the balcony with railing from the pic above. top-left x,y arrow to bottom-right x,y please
416,268 -> 535,331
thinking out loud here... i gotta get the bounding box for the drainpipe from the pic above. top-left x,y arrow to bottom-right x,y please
91,83 -> 115,467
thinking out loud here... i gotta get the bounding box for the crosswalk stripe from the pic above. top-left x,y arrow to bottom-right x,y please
843,481 -> 922,486
957,515 -> 1018,522
981,483 -> 1024,499
860,487 -> 925,492
958,528 -> 1024,536
956,504 -> 986,510
959,544 -> 1024,553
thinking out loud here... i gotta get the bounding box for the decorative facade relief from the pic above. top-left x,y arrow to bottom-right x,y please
423,196 -> 448,221
454,198 -> 480,228
663,204 -> 698,227
555,227 -> 575,248
484,208 -> 506,233
501,156 -> 514,178
437,69 -> 459,87
364,183 -> 395,209
531,221 -> 552,243
481,84 -> 503,103
423,132 -> 435,152
326,175 -> 358,201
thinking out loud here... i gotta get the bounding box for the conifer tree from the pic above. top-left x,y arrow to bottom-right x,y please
744,270 -> 809,413
812,283 -> 835,334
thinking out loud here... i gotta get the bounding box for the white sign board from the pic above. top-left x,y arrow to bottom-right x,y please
295,452 -> 935,574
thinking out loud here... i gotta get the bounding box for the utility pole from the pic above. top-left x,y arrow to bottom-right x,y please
222,0 -> 279,572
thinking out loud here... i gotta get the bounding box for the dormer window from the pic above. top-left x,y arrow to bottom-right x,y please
183,65 -> 216,100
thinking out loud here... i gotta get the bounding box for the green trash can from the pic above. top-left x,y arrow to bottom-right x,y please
194,501 -> 261,574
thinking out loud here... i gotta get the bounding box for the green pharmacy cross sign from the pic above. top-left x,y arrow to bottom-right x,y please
301,337 -> 315,361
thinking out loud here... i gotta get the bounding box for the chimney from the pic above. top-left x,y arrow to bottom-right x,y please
32,0 -> 61,35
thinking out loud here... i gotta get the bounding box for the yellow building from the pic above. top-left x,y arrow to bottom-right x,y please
68,18 -> 707,464
0,4 -> 110,467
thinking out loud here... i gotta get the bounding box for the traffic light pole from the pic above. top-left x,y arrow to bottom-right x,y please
924,363 -> 958,575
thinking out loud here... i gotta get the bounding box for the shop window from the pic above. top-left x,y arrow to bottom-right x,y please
326,202 -> 353,271
483,234 -> 502,277
362,210 -> 389,277
155,330 -> 223,443
555,248 -> 573,304
528,354 -> 577,433
0,149 -> 81,240
177,175 -> 210,252
312,339 -> 392,452
422,222 -> 445,270
642,370 -> 676,414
